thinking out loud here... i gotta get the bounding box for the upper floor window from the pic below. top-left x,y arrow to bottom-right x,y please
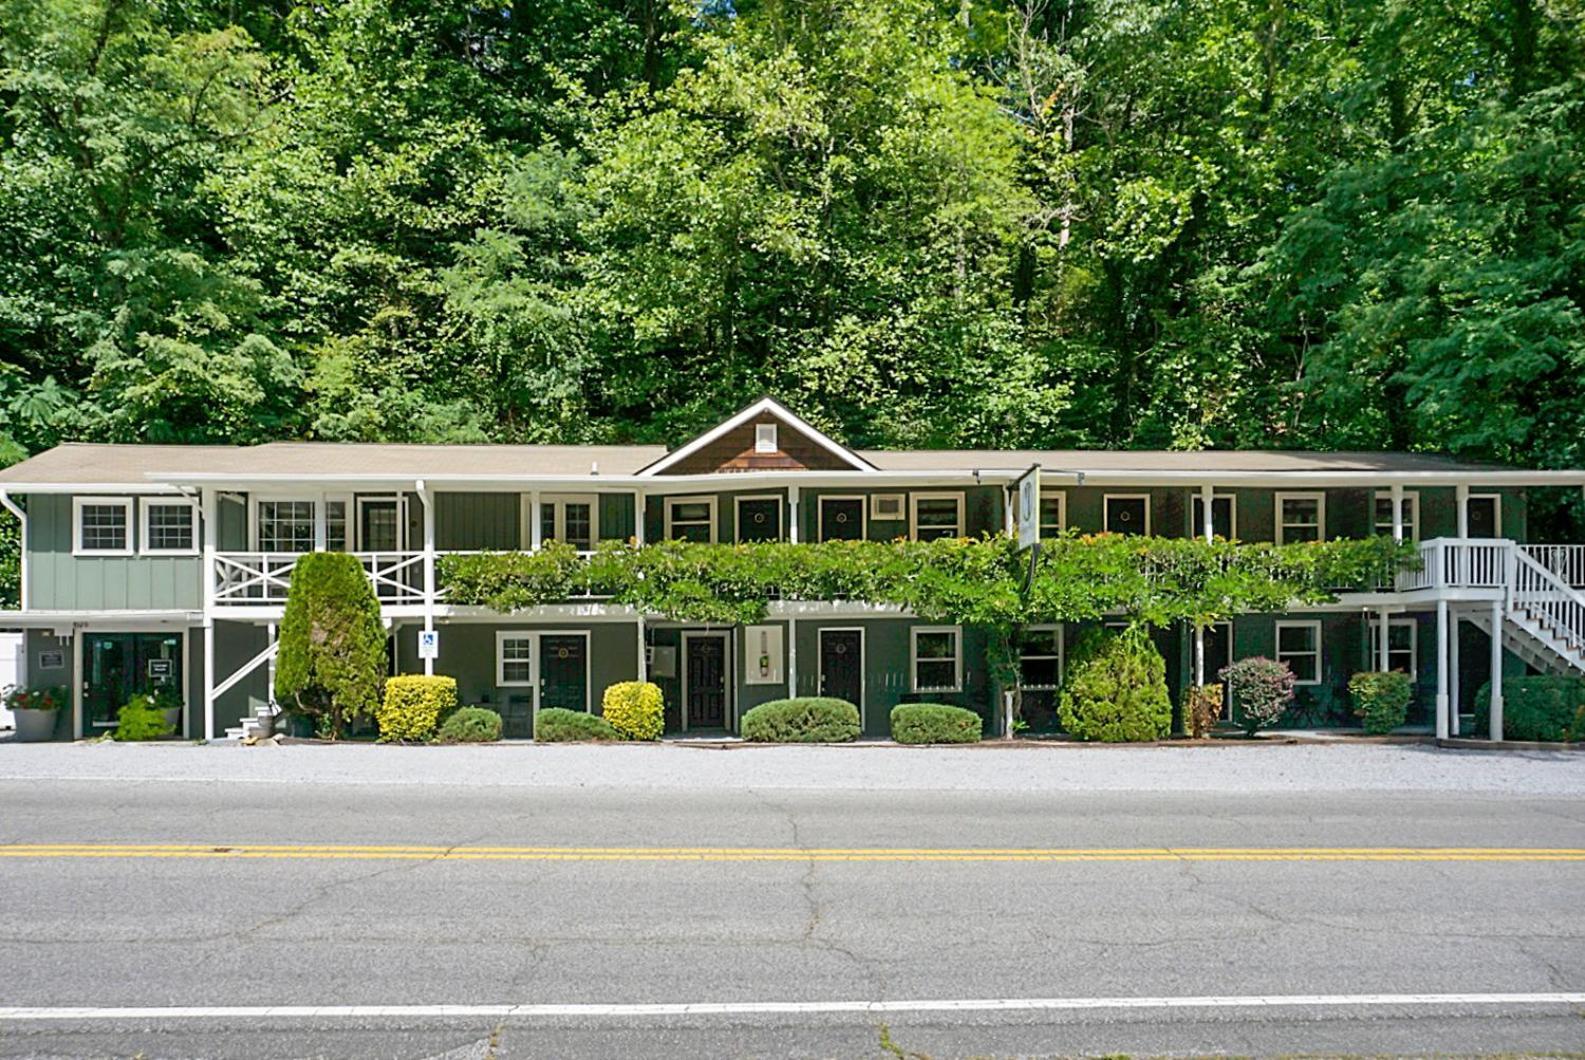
1190,493 -> 1236,540
73,497 -> 133,556
540,494 -> 597,552
1040,491 -> 1066,538
911,492 -> 963,542
1275,620 -> 1322,685
1275,493 -> 1325,544
911,626 -> 962,692
141,499 -> 197,555
256,499 -> 316,553
1104,495 -> 1149,536
665,496 -> 717,543
1373,491 -> 1419,541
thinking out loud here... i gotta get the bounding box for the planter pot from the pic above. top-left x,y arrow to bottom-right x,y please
13,708 -> 60,742
161,707 -> 182,734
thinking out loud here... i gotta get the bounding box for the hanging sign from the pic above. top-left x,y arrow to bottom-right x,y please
1014,465 -> 1041,551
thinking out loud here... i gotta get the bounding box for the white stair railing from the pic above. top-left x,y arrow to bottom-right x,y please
1509,547 -> 1585,659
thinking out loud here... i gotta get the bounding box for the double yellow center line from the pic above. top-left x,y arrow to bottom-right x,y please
1,844 -> 1582,863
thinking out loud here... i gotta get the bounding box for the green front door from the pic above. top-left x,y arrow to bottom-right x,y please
82,632 -> 184,733
538,634 -> 588,713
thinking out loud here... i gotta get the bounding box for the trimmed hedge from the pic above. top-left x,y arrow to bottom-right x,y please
1348,670 -> 1413,735
740,697 -> 860,743
1220,656 -> 1296,736
1057,628 -> 1171,742
376,675 -> 459,742
112,694 -> 174,741
1474,676 -> 1585,742
535,707 -> 620,742
602,681 -> 664,741
436,706 -> 503,744
891,703 -> 981,744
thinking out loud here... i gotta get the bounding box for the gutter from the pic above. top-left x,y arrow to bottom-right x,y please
0,489 -> 25,611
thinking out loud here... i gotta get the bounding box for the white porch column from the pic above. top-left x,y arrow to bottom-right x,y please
201,487 -> 218,742
1377,606 -> 1391,671
1390,483 -> 1404,541
636,617 -> 647,681
1435,598 -> 1450,740
1194,485 -> 1212,687
1488,599 -> 1504,741
634,490 -> 646,546
529,491 -> 542,550
788,486 -> 801,544
1456,484 -> 1470,538
418,480 -> 435,677
786,617 -> 797,698
314,491 -> 327,551
1449,610 -> 1461,736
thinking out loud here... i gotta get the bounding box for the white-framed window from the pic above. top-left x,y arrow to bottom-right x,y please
870,493 -> 906,520
325,495 -> 351,551
1373,491 -> 1419,540
1371,617 -> 1417,679
1190,493 -> 1237,540
665,496 -> 717,543
755,423 -> 778,453
73,497 -> 134,556
1040,491 -> 1066,538
1275,620 -> 1323,685
1104,494 -> 1150,535
911,492 -> 964,542
496,631 -> 534,687
140,498 -> 198,555
1019,624 -> 1063,690
540,494 -> 599,552
735,494 -> 783,543
911,625 -> 963,692
1275,492 -> 1326,544
254,498 -> 317,553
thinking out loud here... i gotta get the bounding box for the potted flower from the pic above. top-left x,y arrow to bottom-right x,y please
151,687 -> 184,733
5,685 -> 68,742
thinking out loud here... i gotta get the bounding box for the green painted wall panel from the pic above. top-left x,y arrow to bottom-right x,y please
395,621 -> 639,715
26,494 -> 202,611
436,492 -> 521,550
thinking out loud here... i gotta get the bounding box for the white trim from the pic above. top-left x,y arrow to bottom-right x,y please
354,494 -> 407,552
495,630 -> 535,688
817,626 -> 865,708
1274,619 -> 1323,686
1102,494 -> 1151,535
71,496 -> 134,556
1018,623 -> 1064,691
1371,616 -> 1418,680
138,497 -> 198,556
1465,492 -> 1503,537
537,493 -> 601,550
816,494 -> 867,542
1039,490 -> 1066,536
664,495 -> 718,543
637,397 -> 876,476
1190,492 -> 1237,540
1374,490 -> 1420,541
910,491 -> 965,541
681,630 -> 732,732
734,494 -> 784,543
1274,492 -> 1327,545
910,625 -> 963,693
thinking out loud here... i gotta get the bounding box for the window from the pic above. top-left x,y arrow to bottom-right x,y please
1275,493 -> 1326,544
911,492 -> 963,541
1373,491 -> 1419,540
1275,621 -> 1322,685
755,423 -> 778,453
818,496 -> 865,542
1104,495 -> 1150,536
1019,626 -> 1063,690
665,496 -> 717,543
256,499 -> 316,553
1040,491 -> 1066,538
870,494 -> 906,520
735,495 -> 782,543
141,499 -> 197,554
911,626 -> 962,692
1370,618 -> 1417,678
541,494 -> 598,551
497,631 -> 534,686
1190,494 -> 1236,540
326,498 -> 350,551
73,497 -> 133,555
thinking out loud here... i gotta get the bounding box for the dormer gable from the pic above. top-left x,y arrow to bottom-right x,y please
638,397 -> 876,476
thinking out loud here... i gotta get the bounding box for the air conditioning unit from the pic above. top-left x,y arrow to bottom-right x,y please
870,494 -> 906,520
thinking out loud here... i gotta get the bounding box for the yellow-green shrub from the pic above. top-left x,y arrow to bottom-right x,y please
375,675 -> 458,742
602,681 -> 664,740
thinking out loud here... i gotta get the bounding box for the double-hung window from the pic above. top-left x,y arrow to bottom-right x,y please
141,499 -> 197,554
1275,493 -> 1325,544
911,492 -> 963,542
1373,491 -> 1419,540
256,499 -> 316,553
1019,626 -> 1063,690
911,626 -> 962,692
73,497 -> 133,556
665,496 -> 717,543
1275,621 -> 1323,685
1370,618 -> 1417,678
496,631 -> 534,687
1039,491 -> 1066,538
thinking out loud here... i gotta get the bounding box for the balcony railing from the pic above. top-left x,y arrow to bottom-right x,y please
213,551 -> 427,606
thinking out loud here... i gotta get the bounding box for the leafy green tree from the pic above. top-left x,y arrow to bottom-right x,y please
274,552 -> 387,739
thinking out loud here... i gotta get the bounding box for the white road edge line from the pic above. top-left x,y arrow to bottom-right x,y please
1,994 -> 1583,1021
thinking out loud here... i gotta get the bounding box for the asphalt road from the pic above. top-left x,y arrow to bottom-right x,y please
1,764 -> 1583,1058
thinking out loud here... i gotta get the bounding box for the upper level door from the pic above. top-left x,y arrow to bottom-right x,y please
818,496 -> 865,541
1465,494 -> 1501,539
541,495 -> 597,552
736,496 -> 782,542
357,497 -> 404,552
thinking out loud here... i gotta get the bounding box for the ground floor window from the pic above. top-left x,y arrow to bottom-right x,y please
496,632 -> 533,686
911,626 -> 962,693
1370,618 -> 1417,678
1018,625 -> 1063,690
1275,621 -> 1322,685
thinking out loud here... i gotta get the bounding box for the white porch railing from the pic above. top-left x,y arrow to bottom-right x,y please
1520,544 -> 1585,590
1396,538 -> 1511,592
213,551 -> 427,606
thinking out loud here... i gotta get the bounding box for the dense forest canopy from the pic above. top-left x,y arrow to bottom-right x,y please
0,0 -> 1582,529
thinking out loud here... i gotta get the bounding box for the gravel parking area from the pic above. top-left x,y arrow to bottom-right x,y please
1,739 -> 1581,794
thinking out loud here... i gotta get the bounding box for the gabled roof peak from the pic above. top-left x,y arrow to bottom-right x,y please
637,396 -> 876,476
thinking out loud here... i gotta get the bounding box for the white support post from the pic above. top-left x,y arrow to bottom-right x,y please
787,617 -> 797,698
314,491 -> 327,552
201,487 -> 218,742
529,491 -> 542,551
1483,614 -> 1506,742
418,480 -> 435,677
0,490 -> 28,611
1193,485 -> 1212,689
1377,606 -> 1391,671
634,491 -> 646,546
637,617 -> 647,682
1200,484 -> 1214,542
788,486 -> 801,544
1449,610 -> 1461,736
266,623 -> 277,709
1390,483 -> 1404,542
1456,484 -> 1470,538
1435,598 -> 1450,741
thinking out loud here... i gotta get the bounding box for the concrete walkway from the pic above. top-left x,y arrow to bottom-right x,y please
1,739 -> 1582,794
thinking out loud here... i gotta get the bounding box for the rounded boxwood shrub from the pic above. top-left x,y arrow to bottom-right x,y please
1057,628 -> 1171,743
436,706 -> 503,744
891,703 -> 981,744
1219,656 -> 1296,736
535,707 -> 620,742
602,681 -> 664,741
1473,676 -> 1585,742
375,675 -> 459,742
112,693 -> 175,742
1348,670 -> 1414,734
740,697 -> 860,743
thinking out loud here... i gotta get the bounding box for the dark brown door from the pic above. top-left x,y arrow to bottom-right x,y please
737,497 -> 781,542
1466,496 -> 1500,539
819,629 -> 863,707
819,497 -> 865,541
686,634 -> 728,729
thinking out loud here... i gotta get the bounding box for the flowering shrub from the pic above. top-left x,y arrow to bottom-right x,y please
1219,657 -> 1296,736
601,681 -> 664,741
3,685 -> 67,712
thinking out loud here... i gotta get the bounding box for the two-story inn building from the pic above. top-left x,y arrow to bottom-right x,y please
2,398 -> 1583,743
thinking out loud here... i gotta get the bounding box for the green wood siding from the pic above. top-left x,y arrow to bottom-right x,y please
25,494 -> 202,611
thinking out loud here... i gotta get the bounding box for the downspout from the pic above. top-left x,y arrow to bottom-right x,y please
0,490 -> 27,611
